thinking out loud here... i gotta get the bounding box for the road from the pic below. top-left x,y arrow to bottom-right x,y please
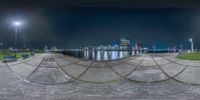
1,53 -> 200,100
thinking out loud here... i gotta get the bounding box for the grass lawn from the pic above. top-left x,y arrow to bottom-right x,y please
176,52 -> 200,60
0,52 -> 31,61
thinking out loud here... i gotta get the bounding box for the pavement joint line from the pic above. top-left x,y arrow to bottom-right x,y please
123,58 -> 145,78
56,53 -> 147,68
5,61 -> 26,80
53,54 -> 91,78
106,62 -> 130,81
151,55 -> 196,85
107,57 -> 144,79
23,54 -> 72,85
9,81 -> 48,97
22,62 -> 40,67
109,58 -> 172,68
126,57 -> 172,83
109,60 -> 141,68
54,55 -> 123,84
4,53 -> 126,84
53,55 -> 81,81
9,80 -> 25,95
55,53 -> 126,68
159,56 -> 188,67
5,53 -> 200,85
54,54 -> 82,67
55,54 -> 81,63
109,57 -> 169,84
24,55 -> 48,81
121,57 -> 172,67
76,61 -> 93,79
159,55 -> 200,67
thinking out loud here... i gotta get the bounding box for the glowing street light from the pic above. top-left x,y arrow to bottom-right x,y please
189,38 -> 194,52
13,21 -> 22,56
13,21 -> 21,26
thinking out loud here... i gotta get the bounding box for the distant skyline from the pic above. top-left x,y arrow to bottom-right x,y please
0,7 -> 200,49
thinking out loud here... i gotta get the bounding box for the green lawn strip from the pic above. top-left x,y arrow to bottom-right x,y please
0,52 -> 32,61
176,52 -> 200,60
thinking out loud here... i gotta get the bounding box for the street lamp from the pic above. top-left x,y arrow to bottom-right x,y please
0,42 -> 3,51
13,21 -> 22,57
180,44 -> 183,53
189,38 -> 194,52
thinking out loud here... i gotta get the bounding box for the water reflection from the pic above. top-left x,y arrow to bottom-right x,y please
83,50 -> 133,61
62,49 -> 177,61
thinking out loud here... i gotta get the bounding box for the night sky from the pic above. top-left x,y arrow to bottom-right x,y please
0,0 -> 200,49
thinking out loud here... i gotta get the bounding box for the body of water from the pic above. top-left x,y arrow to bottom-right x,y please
60,49 -> 177,61
61,50 -> 143,61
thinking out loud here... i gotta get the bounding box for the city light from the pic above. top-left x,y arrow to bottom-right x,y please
13,21 -> 22,26
189,38 -> 193,42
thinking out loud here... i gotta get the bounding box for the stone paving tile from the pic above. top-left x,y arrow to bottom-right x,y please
153,56 -> 171,65
90,62 -> 108,68
121,59 -> 141,65
76,60 -> 92,66
107,60 -> 121,66
9,63 -> 36,78
1,53 -> 200,99
27,68 -> 70,84
78,67 -> 121,82
127,66 -> 168,82
140,57 -> 157,66
54,58 -> 73,66
0,62 -> 7,67
160,63 -> 186,77
0,67 -> 20,85
60,56 -> 80,63
111,63 -> 137,76
61,64 -> 88,78
175,66 -> 200,84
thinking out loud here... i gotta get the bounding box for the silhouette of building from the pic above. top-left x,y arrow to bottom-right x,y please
135,42 -> 142,49
120,37 -> 130,49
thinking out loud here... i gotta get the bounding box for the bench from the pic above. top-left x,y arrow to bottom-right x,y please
3,56 -> 17,63
30,52 -> 35,56
22,54 -> 30,59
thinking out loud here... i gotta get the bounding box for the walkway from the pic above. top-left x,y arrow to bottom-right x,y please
1,53 -> 200,100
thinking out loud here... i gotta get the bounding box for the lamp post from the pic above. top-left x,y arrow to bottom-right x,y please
13,21 -> 21,57
0,42 -> 3,51
189,38 -> 194,52
180,44 -> 183,53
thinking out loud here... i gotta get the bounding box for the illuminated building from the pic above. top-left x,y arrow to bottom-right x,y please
120,37 -> 130,49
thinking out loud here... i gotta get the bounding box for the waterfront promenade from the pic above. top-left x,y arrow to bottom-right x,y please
1,53 -> 200,99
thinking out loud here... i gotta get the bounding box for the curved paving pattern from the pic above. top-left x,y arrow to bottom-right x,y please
4,53 -> 200,84
1,53 -> 200,99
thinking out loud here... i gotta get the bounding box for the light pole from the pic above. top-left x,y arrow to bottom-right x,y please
13,21 -> 21,57
180,44 -> 183,53
189,38 -> 194,52
0,42 -> 3,51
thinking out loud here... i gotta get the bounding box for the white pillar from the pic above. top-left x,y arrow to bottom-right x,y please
189,38 -> 194,52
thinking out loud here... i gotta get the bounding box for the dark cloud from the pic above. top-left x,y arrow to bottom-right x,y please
1,0 -> 200,8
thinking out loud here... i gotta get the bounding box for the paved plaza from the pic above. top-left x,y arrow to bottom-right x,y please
1,53 -> 200,99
